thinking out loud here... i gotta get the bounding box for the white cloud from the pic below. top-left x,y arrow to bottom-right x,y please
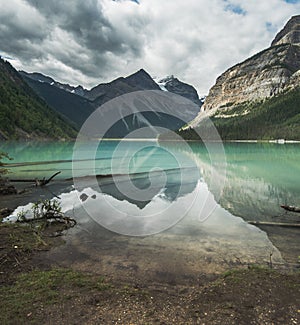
1,0 -> 300,95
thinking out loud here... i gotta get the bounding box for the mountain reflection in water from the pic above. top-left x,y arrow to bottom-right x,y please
2,141 -> 300,265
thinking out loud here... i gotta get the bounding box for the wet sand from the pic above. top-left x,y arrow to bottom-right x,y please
29,184 -> 285,286
34,218 -> 283,287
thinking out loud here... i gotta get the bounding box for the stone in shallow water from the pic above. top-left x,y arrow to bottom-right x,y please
79,193 -> 89,202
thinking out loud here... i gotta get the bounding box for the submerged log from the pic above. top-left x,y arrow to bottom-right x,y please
280,205 -> 300,213
10,171 -> 61,187
248,221 -> 300,227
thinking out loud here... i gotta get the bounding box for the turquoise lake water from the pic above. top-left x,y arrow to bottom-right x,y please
2,140 -> 300,219
1,140 -> 299,266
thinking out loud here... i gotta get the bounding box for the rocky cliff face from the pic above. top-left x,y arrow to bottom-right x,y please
191,15 -> 300,125
271,15 -> 300,46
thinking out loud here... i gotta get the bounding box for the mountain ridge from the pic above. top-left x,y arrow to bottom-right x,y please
271,14 -> 300,46
156,75 -> 202,106
186,15 -> 300,140
0,58 -> 77,140
21,68 -> 202,136
19,71 -> 87,96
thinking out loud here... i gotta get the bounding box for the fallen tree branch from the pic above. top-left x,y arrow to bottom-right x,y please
14,199 -> 77,236
17,213 -> 77,226
9,171 -> 61,187
39,171 -> 61,186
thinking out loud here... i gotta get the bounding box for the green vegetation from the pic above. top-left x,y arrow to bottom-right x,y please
0,220 -> 106,324
0,221 -> 50,283
16,199 -> 76,233
223,264 -> 271,280
0,217 -> 299,324
0,58 -> 77,140
178,87 -> 300,141
0,222 -> 47,251
0,268 -> 109,324
17,199 -> 63,222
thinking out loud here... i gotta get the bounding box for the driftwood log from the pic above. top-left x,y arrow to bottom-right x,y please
9,171 -> 61,187
280,205 -> 300,213
248,221 -> 300,227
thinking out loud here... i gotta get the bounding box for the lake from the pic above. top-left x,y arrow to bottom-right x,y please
1,140 -> 299,281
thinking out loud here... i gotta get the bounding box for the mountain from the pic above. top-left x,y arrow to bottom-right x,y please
271,15 -> 300,46
84,69 -> 162,107
187,15 -> 300,141
20,71 -> 87,96
21,69 -> 202,137
84,69 -> 201,138
123,69 -> 161,91
0,58 -> 77,140
20,71 -> 95,129
157,75 -> 202,106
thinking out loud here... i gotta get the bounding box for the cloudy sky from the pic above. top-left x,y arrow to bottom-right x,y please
1,0 -> 300,95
